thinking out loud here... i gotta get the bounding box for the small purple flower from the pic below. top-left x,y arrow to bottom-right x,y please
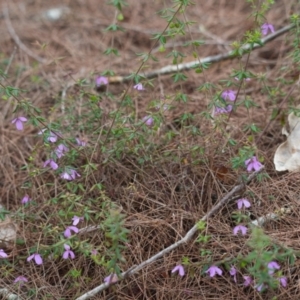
214,104 -> 233,115
279,277 -> 287,287
27,253 -> 43,265
171,264 -> 185,277
43,159 -> 58,170
104,273 -> 118,284
233,225 -> 248,236
0,249 -> 8,258
235,77 -> 251,82
21,195 -> 31,204
72,216 -> 84,226
245,156 -> 263,172
267,261 -> 280,275
76,138 -> 87,147
55,144 -> 69,158
206,265 -> 222,277
243,275 -> 252,287
62,244 -> 75,259
255,283 -> 266,292
14,276 -> 28,285
221,90 -> 236,102
60,169 -> 80,181
261,23 -> 275,36
142,115 -> 154,126
96,76 -> 108,87
133,83 -> 145,91
38,129 -> 58,143
11,117 -> 27,131
91,249 -> 98,256
237,198 -> 251,210
64,226 -> 79,238
229,266 -> 237,283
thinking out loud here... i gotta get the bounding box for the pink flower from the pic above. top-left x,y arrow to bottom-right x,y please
72,216 -> 84,226
267,261 -> 280,275
261,23 -> 275,36
96,76 -> 108,87
233,225 -> 248,235
171,264 -> 185,277
14,276 -> 28,285
55,144 -> 69,158
206,265 -> 222,277
11,117 -> 27,131
221,90 -> 236,101
133,83 -> 145,90
279,277 -> 287,287
245,156 -> 263,172
237,198 -> 251,210
104,273 -> 118,284
243,275 -> 252,286
43,159 -> 58,170
235,77 -> 251,82
229,266 -> 237,282
27,253 -> 43,265
62,244 -> 75,259
64,226 -> 79,238
0,249 -> 8,258
142,115 -> 154,126
21,195 -> 31,204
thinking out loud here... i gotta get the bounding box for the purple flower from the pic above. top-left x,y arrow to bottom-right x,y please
133,83 -> 145,91
279,277 -> 287,287
11,117 -> 27,131
261,23 -> 275,36
221,90 -> 236,101
14,276 -> 28,285
142,115 -> 154,126
255,283 -> 266,292
233,225 -> 248,235
206,265 -> 222,277
229,266 -> 237,283
62,244 -> 75,259
267,261 -> 280,275
72,216 -> 84,226
171,264 -> 185,277
76,138 -> 87,147
96,76 -> 108,87
104,273 -> 118,284
43,159 -> 58,170
0,249 -> 8,258
21,195 -> 31,204
60,168 -> 80,181
64,226 -> 79,238
38,129 -> 58,143
245,156 -> 263,172
27,253 -> 43,265
55,144 -> 69,158
91,249 -> 98,256
243,275 -> 252,287
235,77 -> 251,82
214,104 -> 233,115
237,198 -> 251,210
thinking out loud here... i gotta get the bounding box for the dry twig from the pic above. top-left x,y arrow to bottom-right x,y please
75,168 -> 264,300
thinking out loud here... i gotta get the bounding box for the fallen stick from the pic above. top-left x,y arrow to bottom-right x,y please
108,24 -> 294,84
75,168 -> 263,300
